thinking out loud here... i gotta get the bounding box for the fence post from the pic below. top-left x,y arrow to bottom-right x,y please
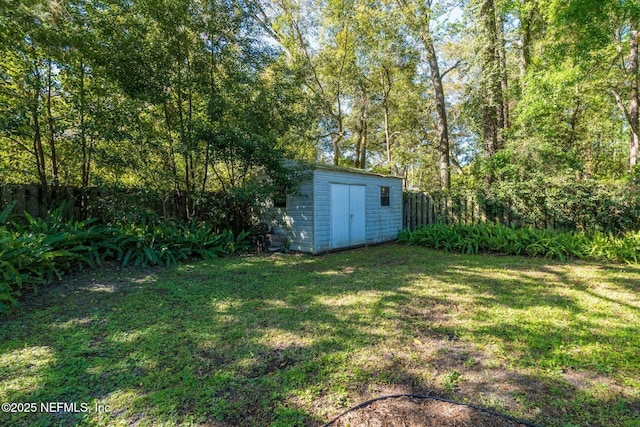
407,192 -> 411,230
411,192 -> 417,231
463,196 -> 468,225
403,194 -> 407,229
445,197 -> 451,225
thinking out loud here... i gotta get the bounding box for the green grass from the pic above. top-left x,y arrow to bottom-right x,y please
1,245 -> 639,426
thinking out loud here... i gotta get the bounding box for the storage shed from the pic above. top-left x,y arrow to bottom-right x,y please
270,164 -> 403,254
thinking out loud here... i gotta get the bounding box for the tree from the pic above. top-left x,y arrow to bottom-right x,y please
613,28 -> 639,171
472,0 -> 507,156
397,0 -> 453,189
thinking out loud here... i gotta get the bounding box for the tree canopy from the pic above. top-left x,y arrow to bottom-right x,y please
1,0 -> 638,195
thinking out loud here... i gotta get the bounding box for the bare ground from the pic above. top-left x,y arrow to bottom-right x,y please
329,395 -> 535,427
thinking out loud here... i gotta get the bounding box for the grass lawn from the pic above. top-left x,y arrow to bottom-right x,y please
1,244 -> 639,426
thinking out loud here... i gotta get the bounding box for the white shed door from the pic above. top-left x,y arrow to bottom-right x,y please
349,186 -> 366,245
330,184 -> 366,249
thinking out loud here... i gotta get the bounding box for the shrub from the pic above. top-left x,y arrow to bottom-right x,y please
399,223 -> 640,264
0,204 -> 250,315
113,221 -> 250,268
450,172 -> 640,233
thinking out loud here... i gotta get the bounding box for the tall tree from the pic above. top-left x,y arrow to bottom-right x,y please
630,28 -> 639,170
613,27 -> 639,171
397,0 -> 452,189
475,0 -> 506,156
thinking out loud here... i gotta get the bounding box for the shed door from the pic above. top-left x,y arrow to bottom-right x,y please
330,184 -> 366,249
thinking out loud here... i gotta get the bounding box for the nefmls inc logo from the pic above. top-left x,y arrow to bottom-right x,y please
41,402 -> 90,413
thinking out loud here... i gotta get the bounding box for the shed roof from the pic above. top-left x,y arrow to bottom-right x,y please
286,160 -> 404,180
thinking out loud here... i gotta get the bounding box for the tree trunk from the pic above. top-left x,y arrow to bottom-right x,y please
79,61 -> 90,188
32,93 -> 47,188
412,12 -> 451,190
163,100 -> 180,191
202,141 -> 211,192
497,9 -> 510,128
630,28 -> 639,170
480,0 -> 505,154
332,133 -> 343,166
423,29 -> 450,190
187,56 -> 196,193
203,36 -> 219,192
384,104 -> 391,164
396,0 -> 450,188
482,93 -> 498,156
355,92 -> 368,169
332,112 -> 343,166
360,118 -> 367,169
46,59 -> 59,186
382,67 -> 393,164
177,93 -> 191,192
519,5 -> 533,82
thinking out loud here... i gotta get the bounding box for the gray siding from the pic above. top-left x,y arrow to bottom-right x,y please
313,169 -> 403,253
271,179 -> 314,253
269,166 -> 403,254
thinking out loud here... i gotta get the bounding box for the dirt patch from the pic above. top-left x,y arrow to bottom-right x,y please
329,395 -> 535,427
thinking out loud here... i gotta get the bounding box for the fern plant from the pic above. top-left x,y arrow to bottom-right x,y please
0,205 -> 252,315
399,224 -> 639,264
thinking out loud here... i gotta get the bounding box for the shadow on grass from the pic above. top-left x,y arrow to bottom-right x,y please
1,247 -> 639,426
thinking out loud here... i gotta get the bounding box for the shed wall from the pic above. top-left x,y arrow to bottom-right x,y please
313,169 -> 403,253
269,167 -> 403,254
271,179 -> 314,253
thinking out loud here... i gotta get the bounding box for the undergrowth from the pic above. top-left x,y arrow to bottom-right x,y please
398,223 -> 640,264
0,202 -> 249,314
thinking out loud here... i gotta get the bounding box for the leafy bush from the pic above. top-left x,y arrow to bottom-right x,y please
0,204 -> 250,315
454,161 -> 640,233
113,222 -> 250,268
0,203 -> 110,314
399,223 -> 640,264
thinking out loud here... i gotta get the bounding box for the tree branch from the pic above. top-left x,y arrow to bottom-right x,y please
4,135 -> 35,155
441,60 -> 462,79
292,19 -> 328,105
612,88 -> 638,135
247,0 -> 292,59
316,130 -> 343,140
449,150 -> 463,174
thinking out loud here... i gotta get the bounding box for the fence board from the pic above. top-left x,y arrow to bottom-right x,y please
403,191 -> 496,229
0,184 -> 220,222
403,190 -> 568,230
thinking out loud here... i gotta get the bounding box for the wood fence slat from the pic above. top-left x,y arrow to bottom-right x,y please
411,192 -> 417,231
0,184 -> 218,223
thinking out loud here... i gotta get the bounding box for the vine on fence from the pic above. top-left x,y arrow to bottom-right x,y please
404,179 -> 640,234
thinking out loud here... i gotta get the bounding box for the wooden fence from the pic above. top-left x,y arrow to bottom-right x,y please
3,185 -> 551,231
1,184 -> 48,218
403,191 -> 515,230
0,184 -> 210,221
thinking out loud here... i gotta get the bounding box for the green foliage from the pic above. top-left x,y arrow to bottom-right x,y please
82,183 -> 283,236
442,370 -> 463,394
0,203 -> 112,313
0,0 -> 307,199
399,223 -> 640,264
455,170 -> 640,233
0,207 -> 250,315
113,222 -> 250,268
